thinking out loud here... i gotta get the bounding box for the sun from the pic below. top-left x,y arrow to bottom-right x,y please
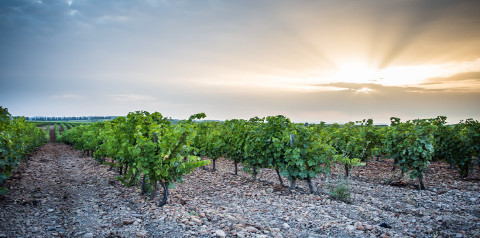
357,87 -> 373,93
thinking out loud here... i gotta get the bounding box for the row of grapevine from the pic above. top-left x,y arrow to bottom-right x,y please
0,107 -> 47,194
194,116 -> 479,191
193,116 -> 368,193
431,116 -> 480,177
45,126 -> 51,142
59,111 -> 209,206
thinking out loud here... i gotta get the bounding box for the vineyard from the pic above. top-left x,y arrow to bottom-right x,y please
1,108 -> 479,237
58,112 -> 480,200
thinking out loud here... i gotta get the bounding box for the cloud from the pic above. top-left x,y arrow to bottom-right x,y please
1,0 -> 480,123
422,71 -> 480,84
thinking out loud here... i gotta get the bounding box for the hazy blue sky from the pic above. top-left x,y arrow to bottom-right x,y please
1,0 -> 480,123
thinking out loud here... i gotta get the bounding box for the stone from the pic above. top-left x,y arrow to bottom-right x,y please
245,226 -> 259,232
355,222 -> 364,231
282,223 -> 290,229
379,223 -> 392,229
83,233 -> 94,238
122,219 -> 135,225
236,231 -> 246,238
364,225 -> 374,231
271,228 -> 280,233
215,230 -> 226,238
347,225 -> 355,231
235,224 -> 246,229
136,232 -> 147,237
191,217 -> 202,223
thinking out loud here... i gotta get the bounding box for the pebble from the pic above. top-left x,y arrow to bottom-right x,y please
282,223 -> 290,229
355,222 -> 364,231
215,229 -> 226,238
347,225 -> 355,231
136,232 -> 147,237
83,233 -> 94,238
191,217 -> 202,223
122,219 -> 135,225
271,228 -> 280,233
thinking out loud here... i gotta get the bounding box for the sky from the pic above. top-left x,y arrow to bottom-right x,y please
1,0 -> 480,124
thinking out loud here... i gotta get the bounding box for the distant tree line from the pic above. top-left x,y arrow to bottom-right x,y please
26,116 -> 118,121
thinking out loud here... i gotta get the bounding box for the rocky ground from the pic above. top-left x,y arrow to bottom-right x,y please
0,143 -> 479,238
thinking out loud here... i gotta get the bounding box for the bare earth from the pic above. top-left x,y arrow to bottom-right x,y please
0,143 -> 479,238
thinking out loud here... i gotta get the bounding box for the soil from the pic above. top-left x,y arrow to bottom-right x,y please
0,143 -> 479,238
50,127 -> 56,143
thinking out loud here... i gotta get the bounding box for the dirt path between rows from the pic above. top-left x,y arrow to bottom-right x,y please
1,142 -> 479,238
0,143 -> 183,237
50,127 -> 56,143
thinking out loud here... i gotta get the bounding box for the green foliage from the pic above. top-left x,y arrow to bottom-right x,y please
329,179 -> 351,203
321,121 -> 374,177
45,126 -> 50,141
383,118 -> 436,188
54,124 -> 60,141
262,115 -> 292,169
59,111 -> 210,204
455,119 -> 480,177
0,107 -> 47,194
284,124 -> 338,181
222,119 -> 249,171
242,117 -> 265,178
422,116 -> 480,177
